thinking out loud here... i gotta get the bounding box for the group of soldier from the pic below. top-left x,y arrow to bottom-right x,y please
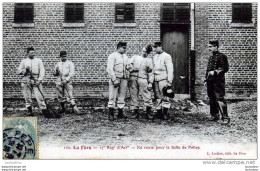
17,47 -> 80,118
17,40 -> 230,123
107,41 -> 174,121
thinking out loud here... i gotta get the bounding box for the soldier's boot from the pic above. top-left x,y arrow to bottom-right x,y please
72,105 -> 81,115
153,109 -> 162,120
27,106 -> 33,116
209,115 -> 219,121
118,108 -> 127,119
59,102 -> 66,114
162,108 -> 169,120
108,108 -> 114,121
218,101 -> 230,124
134,109 -> 140,119
42,109 -> 52,118
145,106 -> 152,120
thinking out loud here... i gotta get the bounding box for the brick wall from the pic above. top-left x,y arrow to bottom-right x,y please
194,3 -> 257,98
3,3 -> 160,98
3,3 -> 257,99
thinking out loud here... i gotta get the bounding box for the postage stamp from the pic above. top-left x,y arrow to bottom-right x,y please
3,117 -> 38,159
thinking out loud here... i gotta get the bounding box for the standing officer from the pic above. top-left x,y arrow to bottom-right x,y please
106,41 -> 129,120
17,46 -> 48,117
53,51 -> 80,115
152,42 -> 174,120
127,44 -> 154,119
205,40 -> 230,123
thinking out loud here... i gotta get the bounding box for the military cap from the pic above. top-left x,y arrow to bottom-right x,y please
59,51 -> 67,57
117,41 -> 127,49
209,40 -> 219,48
27,46 -> 35,53
145,44 -> 153,54
163,86 -> 175,98
153,41 -> 162,48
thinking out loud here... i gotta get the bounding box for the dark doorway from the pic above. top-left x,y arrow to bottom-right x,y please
161,24 -> 189,94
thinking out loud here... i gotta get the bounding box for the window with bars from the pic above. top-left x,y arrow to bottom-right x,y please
14,3 -> 34,23
232,3 -> 252,23
161,3 -> 190,23
65,3 -> 84,23
115,3 -> 135,23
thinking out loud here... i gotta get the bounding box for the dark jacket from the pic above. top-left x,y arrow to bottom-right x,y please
205,51 -> 229,81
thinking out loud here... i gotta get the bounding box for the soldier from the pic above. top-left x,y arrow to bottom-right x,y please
126,44 -> 154,119
53,51 -> 80,115
106,41 -> 129,120
17,46 -> 49,117
152,42 -> 174,120
205,40 -> 230,123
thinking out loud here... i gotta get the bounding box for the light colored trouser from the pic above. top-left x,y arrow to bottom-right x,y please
21,80 -> 47,110
154,80 -> 170,109
108,78 -> 128,109
129,76 -> 153,109
56,81 -> 76,106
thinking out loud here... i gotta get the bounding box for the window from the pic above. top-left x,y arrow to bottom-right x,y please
161,3 -> 190,23
115,3 -> 135,23
232,3 -> 252,23
65,3 -> 84,23
14,3 -> 34,23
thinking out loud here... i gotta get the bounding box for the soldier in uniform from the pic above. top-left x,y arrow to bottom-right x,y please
152,42 -> 174,120
106,41 -> 129,120
126,44 -> 154,119
205,40 -> 230,123
53,51 -> 80,115
17,47 -> 49,117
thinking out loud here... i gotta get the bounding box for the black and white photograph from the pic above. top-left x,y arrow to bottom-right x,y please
1,1 -> 258,163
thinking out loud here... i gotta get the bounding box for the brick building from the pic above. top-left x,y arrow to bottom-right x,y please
2,3 -> 257,100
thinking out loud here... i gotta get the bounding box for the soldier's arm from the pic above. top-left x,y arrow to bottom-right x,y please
66,62 -> 75,81
126,55 -> 136,72
147,58 -> 154,83
17,59 -> 26,75
106,54 -> 116,82
53,63 -> 59,76
165,55 -> 174,84
38,59 -> 45,81
215,54 -> 229,76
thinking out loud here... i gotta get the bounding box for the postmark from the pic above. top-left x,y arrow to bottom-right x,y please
3,117 -> 38,159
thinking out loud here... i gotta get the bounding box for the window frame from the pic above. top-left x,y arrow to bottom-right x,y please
115,3 -> 135,23
232,3 -> 252,23
160,3 -> 190,23
14,3 -> 34,23
64,3 -> 84,23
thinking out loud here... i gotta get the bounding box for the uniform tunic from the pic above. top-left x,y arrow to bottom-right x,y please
205,51 -> 229,118
153,52 -> 174,109
106,52 -> 129,109
17,57 -> 46,109
127,55 -> 154,109
53,60 -> 76,105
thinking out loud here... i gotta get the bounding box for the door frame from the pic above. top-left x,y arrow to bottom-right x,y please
160,24 -> 190,97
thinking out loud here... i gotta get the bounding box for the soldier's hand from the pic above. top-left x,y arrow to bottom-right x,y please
54,67 -> 60,76
113,79 -> 120,87
56,67 -> 60,73
62,79 -> 68,85
147,67 -> 152,73
167,82 -> 172,87
208,71 -> 215,76
148,83 -> 153,91
25,66 -> 30,74
35,80 -> 41,86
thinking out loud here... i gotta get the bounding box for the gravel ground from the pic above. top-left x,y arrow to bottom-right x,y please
3,99 -> 257,147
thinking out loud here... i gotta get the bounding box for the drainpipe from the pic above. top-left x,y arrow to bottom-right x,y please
190,3 -> 196,101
